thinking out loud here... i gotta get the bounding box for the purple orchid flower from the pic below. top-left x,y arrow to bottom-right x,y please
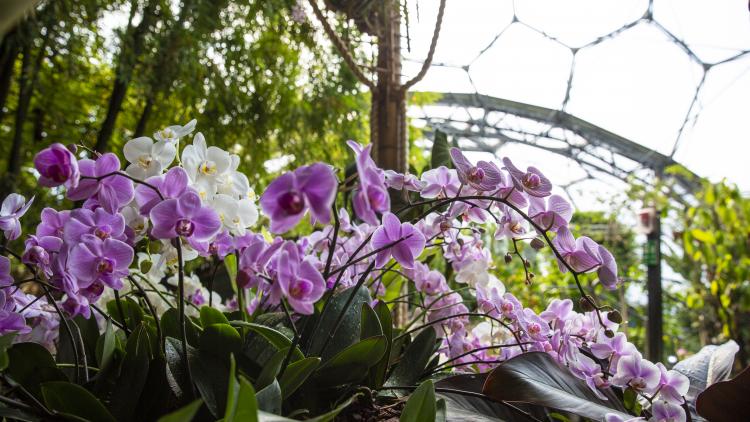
135,166 -> 191,215
604,413 -> 646,422
67,153 -> 134,213
502,157 -> 552,197
347,141 -> 390,225
22,235 -> 62,277
0,290 -> 29,335
582,240 -> 620,289
36,208 -> 71,239
590,332 -> 637,369
34,143 -> 80,188
650,400 -> 686,422
519,308 -> 551,342
495,204 -> 528,239
150,190 -> 221,242
69,234 -> 133,290
420,166 -> 460,199
528,194 -> 572,232
540,298 -> 574,325
569,353 -> 610,400
276,241 -> 326,314
552,227 -> 602,273
655,363 -> 689,405
611,353 -> 660,393
0,256 -> 13,286
0,194 -> 34,240
63,208 -> 126,243
237,234 -> 284,289
384,170 -> 425,192
372,212 -> 426,269
449,148 -> 502,192
260,162 -> 337,233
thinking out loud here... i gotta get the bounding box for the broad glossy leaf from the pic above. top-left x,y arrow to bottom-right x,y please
306,285 -> 371,361
306,393 -> 362,422
200,323 -> 242,358
257,348 -> 287,390
370,301 -> 393,388
164,337 -> 190,399
41,381 -> 116,422
482,352 -> 630,420
360,303 -> 383,340
161,308 -> 201,346
431,129 -> 452,169
106,297 -> 144,329
109,324 -> 152,421
200,306 -> 230,327
157,399 -> 203,422
225,355 -> 259,422
673,340 -> 739,421
400,380 -> 436,422
0,404 -> 40,422
7,342 -> 66,399
0,333 -> 16,371
314,336 -> 387,388
696,366 -> 750,422
279,357 -> 320,399
234,321 -> 304,363
256,379 -> 282,414
96,319 -> 116,370
386,327 -> 437,387
434,373 -> 535,422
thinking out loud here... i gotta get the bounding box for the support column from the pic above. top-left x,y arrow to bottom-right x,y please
646,210 -> 663,362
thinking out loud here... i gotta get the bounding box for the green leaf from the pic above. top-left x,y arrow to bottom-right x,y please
305,393 -> 362,422
41,381 -> 116,422
256,348 -> 286,390
96,319 -> 116,370
430,129 -> 452,169
279,357 -> 320,400
233,321 -> 304,362
400,380 -> 436,422
225,254 -> 238,293
370,301 -> 393,388
0,404 -> 40,422
360,303 -> 383,340
201,306 -> 230,327
314,336 -> 387,388
225,354 -> 259,422
0,333 -> 16,371
161,308 -> 201,346
200,323 -> 242,358
256,379 -> 282,414
157,399 -> 203,422
7,342 -> 66,399
106,297 -> 144,329
386,327 -> 437,387
109,324 -> 152,421
691,229 -> 716,244
436,398 -> 446,422
164,337 -> 191,400
482,352 -> 630,420
307,285 -> 371,361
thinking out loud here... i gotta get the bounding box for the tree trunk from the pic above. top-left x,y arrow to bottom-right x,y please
371,0 -> 407,174
0,34 -> 19,123
95,0 -> 157,152
133,95 -> 154,137
3,46 -> 33,196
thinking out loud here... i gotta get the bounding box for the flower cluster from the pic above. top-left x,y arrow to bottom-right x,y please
0,121 -> 689,422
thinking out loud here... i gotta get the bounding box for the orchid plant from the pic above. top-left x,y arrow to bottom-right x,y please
0,121 -> 730,422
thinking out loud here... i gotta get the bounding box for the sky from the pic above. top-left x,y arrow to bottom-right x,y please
399,0 -> 750,207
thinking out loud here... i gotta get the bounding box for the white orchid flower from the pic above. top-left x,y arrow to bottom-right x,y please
182,133 -> 231,185
153,119 -> 197,143
211,194 -> 258,236
123,137 -> 176,179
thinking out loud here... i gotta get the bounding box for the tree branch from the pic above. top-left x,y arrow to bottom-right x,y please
307,0 -> 375,89
401,0 -> 446,91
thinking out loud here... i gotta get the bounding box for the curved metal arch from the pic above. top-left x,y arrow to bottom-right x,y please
411,92 -> 699,190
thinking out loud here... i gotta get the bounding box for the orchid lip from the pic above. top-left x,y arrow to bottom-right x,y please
175,218 -> 195,237
278,191 -> 305,215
